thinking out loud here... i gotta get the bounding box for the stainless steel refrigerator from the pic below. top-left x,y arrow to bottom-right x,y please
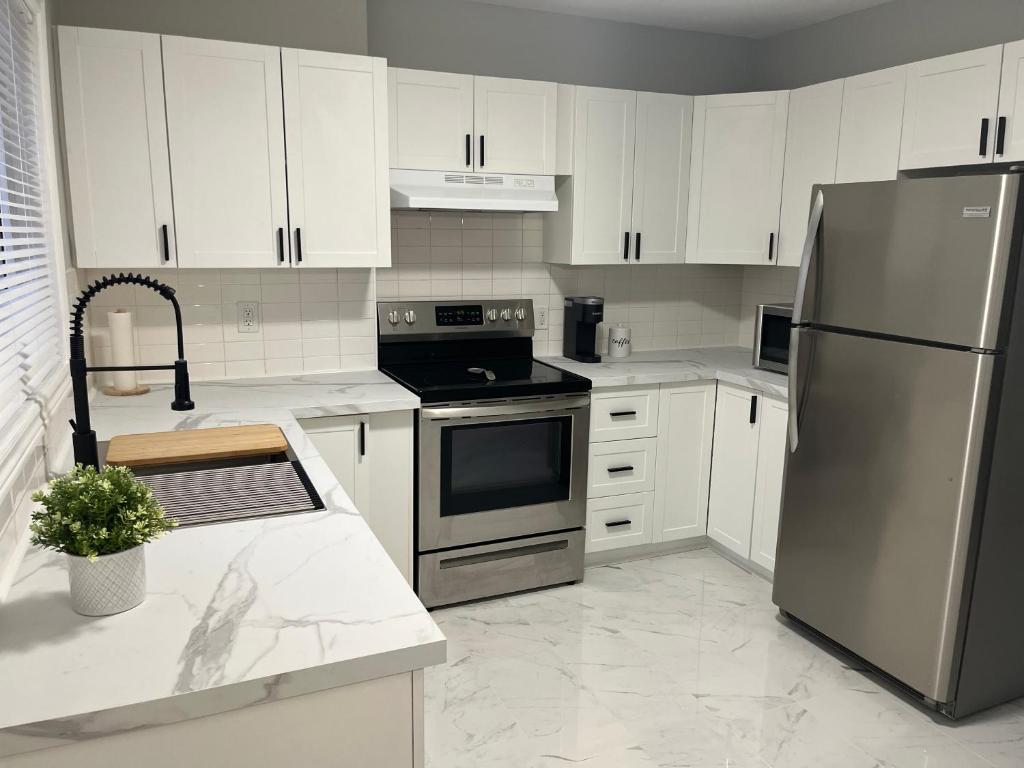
774,172 -> 1024,719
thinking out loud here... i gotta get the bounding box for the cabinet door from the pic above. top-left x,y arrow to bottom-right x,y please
473,76 -> 556,174
570,87 -> 637,264
653,382 -> 715,543
163,36 -> 287,268
899,45 -> 1003,170
301,416 -> 370,512
686,91 -> 789,266
58,27 -> 175,268
388,68 -> 474,172
778,80 -> 843,267
750,397 -> 788,573
835,66 -> 907,184
630,92 -> 692,265
283,50 -> 390,268
707,383 -> 761,558
996,39 -> 1024,163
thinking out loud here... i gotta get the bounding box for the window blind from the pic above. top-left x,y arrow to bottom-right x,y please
0,0 -> 61,456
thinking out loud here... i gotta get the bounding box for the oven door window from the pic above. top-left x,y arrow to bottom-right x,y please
440,416 -> 572,517
760,313 -> 792,367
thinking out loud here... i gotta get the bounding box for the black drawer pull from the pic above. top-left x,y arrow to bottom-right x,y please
997,116 -> 1007,156
465,133 -> 471,167
607,465 -> 634,474
635,231 -> 641,261
623,231 -> 630,261
750,395 -> 758,424
277,226 -> 285,264
479,135 -> 485,167
980,118 -> 990,157
295,227 -> 303,264
605,519 -> 632,528
359,420 -> 366,457
609,410 -> 637,417
768,232 -> 775,262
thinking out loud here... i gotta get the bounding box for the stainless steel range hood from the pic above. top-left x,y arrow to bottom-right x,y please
389,169 -> 558,212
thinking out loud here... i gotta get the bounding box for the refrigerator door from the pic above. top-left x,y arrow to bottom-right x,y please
798,174 -> 1020,350
774,328 -> 998,703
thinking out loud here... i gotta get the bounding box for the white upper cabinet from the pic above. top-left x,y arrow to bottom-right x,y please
388,68 -> 473,172
473,76 -> 557,174
996,39 -> 1024,162
630,92 -> 693,265
835,65 -> 907,183
778,80 -> 843,268
58,27 -> 175,268
686,91 -> 789,266
163,36 -> 288,268
283,50 -> 391,268
899,45 -> 1004,170
387,68 -> 555,174
551,86 -> 637,265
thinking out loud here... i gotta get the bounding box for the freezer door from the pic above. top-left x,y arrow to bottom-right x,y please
799,174 -> 1020,350
774,328 -> 997,702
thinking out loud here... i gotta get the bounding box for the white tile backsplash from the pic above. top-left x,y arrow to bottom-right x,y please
80,214 -> 762,383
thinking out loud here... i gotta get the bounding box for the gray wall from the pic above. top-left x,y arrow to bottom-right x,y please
53,0 -> 368,54
755,0 -> 1024,89
367,0 -> 758,95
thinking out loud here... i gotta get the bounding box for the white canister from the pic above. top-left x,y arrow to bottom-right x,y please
608,324 -> 631,358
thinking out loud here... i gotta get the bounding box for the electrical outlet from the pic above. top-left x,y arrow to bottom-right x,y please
237,302 -> 260,333
535,307 -> 548,330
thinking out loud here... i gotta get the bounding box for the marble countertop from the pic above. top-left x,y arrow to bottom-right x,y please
0,371 -> 443,760
542,346 -> 788,398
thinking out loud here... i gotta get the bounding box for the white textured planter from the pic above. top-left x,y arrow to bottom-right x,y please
67,545 -> 146,616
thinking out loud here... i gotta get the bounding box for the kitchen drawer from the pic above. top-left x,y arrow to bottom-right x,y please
587,437 -> 657,498
586,492 -> 654,552
590,386 -> 660,441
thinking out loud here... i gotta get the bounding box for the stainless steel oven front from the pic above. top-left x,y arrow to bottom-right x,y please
417,394 -> 590,552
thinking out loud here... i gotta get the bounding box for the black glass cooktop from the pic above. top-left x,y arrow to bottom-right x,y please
380,357 -> 591,404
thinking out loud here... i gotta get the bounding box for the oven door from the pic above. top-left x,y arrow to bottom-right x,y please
418,395 -> 590,551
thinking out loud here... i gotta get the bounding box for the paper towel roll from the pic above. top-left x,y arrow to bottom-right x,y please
107,310 -> 138,392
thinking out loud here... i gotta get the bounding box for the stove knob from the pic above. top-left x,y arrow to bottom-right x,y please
387,309 -> 401,327
500,308 -> 512,321
404,309 -> 417,325
514,307 -> 527,321
486,308 -> 499,322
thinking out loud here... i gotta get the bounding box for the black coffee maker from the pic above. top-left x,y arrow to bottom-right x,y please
562,296 -> 604,363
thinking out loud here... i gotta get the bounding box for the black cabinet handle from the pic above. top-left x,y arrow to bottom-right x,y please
479,135 -> 485,167
160,224 -> 170,263
623,232 -> 630,261
768,232 -> 775,262
980,118 -> 990,157
607,465 -> 634,474
359,421 -> 366,457
277,227 -> 285,264
295,227 -> 303,264
466,133 -> 472,167
997,116 -> 1007,156
609,410 -> 637,417
750,395 -> 759,424
605,519 -> 632,528
635,232 -> 641,261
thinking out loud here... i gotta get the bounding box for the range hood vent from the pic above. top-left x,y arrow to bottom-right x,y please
390,169 -> 558,212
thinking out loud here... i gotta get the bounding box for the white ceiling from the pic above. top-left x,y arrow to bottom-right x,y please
463,0 -> 894,39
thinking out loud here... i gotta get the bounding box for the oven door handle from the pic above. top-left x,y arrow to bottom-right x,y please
421,395 -> 591,421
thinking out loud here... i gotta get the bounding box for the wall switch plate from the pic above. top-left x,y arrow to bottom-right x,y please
237,302 -> 260,333
535,307 -> 548,329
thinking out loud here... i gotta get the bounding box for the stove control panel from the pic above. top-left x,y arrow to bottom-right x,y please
377,299 -> 535,340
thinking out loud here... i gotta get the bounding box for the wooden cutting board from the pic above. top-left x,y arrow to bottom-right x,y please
105,424 -> 289,468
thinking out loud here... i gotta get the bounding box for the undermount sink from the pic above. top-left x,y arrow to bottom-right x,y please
98,441 -> 325,528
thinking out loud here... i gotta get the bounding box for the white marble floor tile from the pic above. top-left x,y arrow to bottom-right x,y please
424,549 -> 1015,768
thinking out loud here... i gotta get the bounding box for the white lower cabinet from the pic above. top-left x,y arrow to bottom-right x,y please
586,492 -> 654,552
706,383 -> 789,572
300,410 -> 414,583
652,382 -> 716,543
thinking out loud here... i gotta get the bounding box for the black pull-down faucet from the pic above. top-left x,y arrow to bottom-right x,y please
69,273 -> 195,469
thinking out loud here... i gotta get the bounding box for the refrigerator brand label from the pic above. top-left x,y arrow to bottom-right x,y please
962,206 -> 992,218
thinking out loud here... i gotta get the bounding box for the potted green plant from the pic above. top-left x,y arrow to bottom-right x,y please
30,464 -> 176,616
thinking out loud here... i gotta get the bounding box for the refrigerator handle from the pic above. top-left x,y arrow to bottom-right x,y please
788,327 -> 800,451
793,189 -> 824,326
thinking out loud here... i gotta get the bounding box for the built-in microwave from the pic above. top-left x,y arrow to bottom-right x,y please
753,303 -> 793,374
